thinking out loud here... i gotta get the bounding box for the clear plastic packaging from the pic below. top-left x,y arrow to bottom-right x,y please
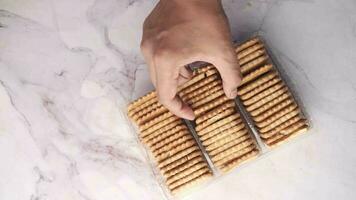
125,36 -> 312,199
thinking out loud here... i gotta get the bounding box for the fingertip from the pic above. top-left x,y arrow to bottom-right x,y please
181,103 -> 195,120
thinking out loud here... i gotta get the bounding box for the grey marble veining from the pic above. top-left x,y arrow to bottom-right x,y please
0,0 -> 355,200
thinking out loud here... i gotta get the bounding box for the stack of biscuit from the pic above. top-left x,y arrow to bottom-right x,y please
128,92 -> 212,194
235,37 -> 309,147
179,66 -> 260,173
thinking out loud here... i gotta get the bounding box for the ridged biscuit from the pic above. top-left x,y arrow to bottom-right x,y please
158,145 -> 200,168
171,172 -> 212,194
237,72 -> 278,95
182,79 -> 222,102
250,93 -> 290,117
240,64 -> 273,86
246,87 -> 288,112
128,97 -> 158,116
259,109 -> 300,133
235,37 -> 261,53
240,77 -> 281,100
149,128 -> 190,150
156,140 -> 197,162
141,116 -> 179,136
215,144 -> 256,167
194,95 -> 230,116
195,101 -> 235,124
260,115 -> 302,139
195,65 -> 214,74
237,43 -> 264,59
127,91 -> 156,111
178,73 -> 205,91
266,126 -> 308,147
166,162 -> 208,185
221,149 -> 259,172
164,156 -> 204,178
200,121 -> 245,142
211,139 -> 254,162
179,75 -> 219,97
195,107 -> 236,132
254,99 -> 294,122
142,120 -> 183,142
203,128 -> 248,148
243,83 -> 285,106
191,87 -> 225,109
136,106 -> 169,125
197,117 -> 241,138
129,102 -> 159,119
205,128 -> 248,152
240,55 -> 269,74
256,103 -> 298,128
152,134 -> 193,155
168,168 -> 209,190
239,49 -> 266,65
209,134 -> 251,156
160,150 -> 202,173
197,114 -> 240,136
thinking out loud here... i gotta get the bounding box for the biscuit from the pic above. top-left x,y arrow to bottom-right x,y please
194,95 -> 230,116
254,99 -> 294,122
250,93 -> 290,117
240,64 -> 273,86
243,83 -> 285,106
130,102 -> 161,119
190,86 -> 224,107
240,77 -> 281,100
142,120 -> 183,142
256,103 -> 298,128
178,73 -> 205,91
171,172 -> 212,194
195,101 -> 235,124
215,144 -> 256,167
260,115 -> 302,139
221,149 -> 259,172
168,168 -> 209,190
179,75 -> 219,97
152,134 -> 193,155
266,125 -> 308,147
239,49 -> 266,65
200,120 -> 244,142
205,128 -> 248,152
148,127 -> 190,149
156,139 -> 197,162
166,162 -> 208,185
182,79 -> 222,102
158,145 -> 200,168
246,87 -> 288,112
240,55 -> 269,74
205,68 -> 219,76
164,156 -> 204,178
195,107 -> 236,131
209,134 -> 251,156
128,97 -> 158,116
197,114 -> 241,136
203,128 -> 248,148
140,116 -> 179,136
235,37 -> 261,53
237,72 -> 278,95
259,109 -> 300,133
195,65 -> 214,74
127,91 -> 156,112
237,43 -> 264,59
211,139 -> 254,162
279,119 -> 308,136
197,117 -> 241,137
160,150 -> 202,173
136,106 -> 168,125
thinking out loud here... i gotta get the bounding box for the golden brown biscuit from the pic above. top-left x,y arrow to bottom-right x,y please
136,106 -> 169,125
178,73 -> 205,91
168,168 -> 209,190
203,128 -> 248,147
160,150 -> 202,173
128,97 -> 159,117
211,139 -> 254,162
235,37 -> 261,53
209,134 -> 251,156
215,144 -> 256,167
237,72 -> 278,95
221,149 -> 259,172
152,134 -> 193,155
243,83 -> 285,106
250,93 -> 290,117
266,125 -> 308,147
260,115 -> 302,139
158,145 -> 200,168
140,115 -> 179,136
240,55 -> 269,74
246,87 -> 288,112
166,162 -> 208,185
197,114 -> 241,136
200,121 -> 245,142
195,101 -> 235,124
195,65 -> 214,74
194,95 -> 230,117
237,43 -> 264,59
190,86 -> 224,107
253,99 -> 294,122
130,102 -> 161,119
205,128 -> 248,152
197,117 -> 241,137
195,107 -> 236,132
147,126 -> 189,148
240,64 -> 273,86
142,120 -> 183,142
179,75 -> 219,97
259,109 -> 301,133
127,91 -> 156,112
256,103 -> 298,128
164,156 -> 205,178
181,79 -> 222,102
240,77 -> 282,100
156,139 -> 197,162
239,49 -> 266,65
171,172 -> 212,194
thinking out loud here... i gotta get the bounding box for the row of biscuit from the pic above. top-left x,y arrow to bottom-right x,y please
236,37 -> 309,147
179,66 -> 260,173
128,93 -> 212,194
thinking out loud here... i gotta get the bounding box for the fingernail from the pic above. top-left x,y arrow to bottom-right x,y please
230,89 -> 238,99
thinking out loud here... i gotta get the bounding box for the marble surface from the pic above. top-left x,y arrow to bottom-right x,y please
0,0 -> 355,199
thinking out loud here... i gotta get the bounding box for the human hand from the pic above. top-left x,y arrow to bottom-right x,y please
140,0 -> 241,120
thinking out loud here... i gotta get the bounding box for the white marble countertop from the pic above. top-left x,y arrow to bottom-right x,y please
1,0 -> 355,199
